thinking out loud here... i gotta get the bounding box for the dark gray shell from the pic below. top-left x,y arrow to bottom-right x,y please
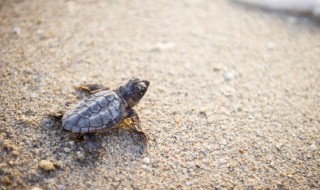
62,90 -> 125,134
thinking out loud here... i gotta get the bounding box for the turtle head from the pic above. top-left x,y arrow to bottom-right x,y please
119,77 -> 150,108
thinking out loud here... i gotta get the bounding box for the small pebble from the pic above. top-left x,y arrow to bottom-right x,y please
236,106 -> 242,112
76,151 -> 85,161
141,164 -> 149,170
218,159 -> 226,165
142,157 -> 151,164
267,42 -> 275,50
309,144 -> 317,151
11,27 -> 21,35
31,187 -> 43,190
223,71 -> 235,81
199,109 -> 207,116
38,160 -> 55,171
11,150 -> 19,157
186,181 -> 193,186
64,147 -> 71,153
275,144 -> 282,151
238,149 -> 245,154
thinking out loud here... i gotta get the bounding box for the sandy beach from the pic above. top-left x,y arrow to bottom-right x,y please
0,0 -> 319,189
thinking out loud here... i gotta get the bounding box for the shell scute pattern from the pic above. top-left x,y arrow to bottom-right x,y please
108,101 -> 120,119
63,122 -> 73,131
99,107 -> 113,125
106,94 -> 115,102
77,117 -> 89,128
86,101 -> 100,113
62,91 -> 123,133
77,106 -> 91,117
113,98 -> 121,107
95,96 -> 109,107
89,113 -> 103,127
67,114 -> 80,125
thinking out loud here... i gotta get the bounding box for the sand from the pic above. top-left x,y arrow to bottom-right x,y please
0,0 -> 319,189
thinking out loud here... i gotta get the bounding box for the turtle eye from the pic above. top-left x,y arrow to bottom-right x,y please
133,85 -> 141,93
139,88 -> 145,95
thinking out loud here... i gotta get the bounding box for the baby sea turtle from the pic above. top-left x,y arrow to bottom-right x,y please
62,77 -> 150,146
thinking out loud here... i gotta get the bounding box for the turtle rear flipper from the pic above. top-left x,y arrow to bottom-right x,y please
75,84 -> 110,94
84,134 -> 106,152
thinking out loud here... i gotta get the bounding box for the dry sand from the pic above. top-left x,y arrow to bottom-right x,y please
0,0 -> 319,189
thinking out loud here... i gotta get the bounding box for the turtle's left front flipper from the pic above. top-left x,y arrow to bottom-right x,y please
126,109 -> 149,142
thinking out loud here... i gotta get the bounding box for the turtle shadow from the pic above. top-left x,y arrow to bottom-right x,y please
41,115 -> 147,166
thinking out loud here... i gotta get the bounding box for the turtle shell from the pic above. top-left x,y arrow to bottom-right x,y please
62,90 -> 125,134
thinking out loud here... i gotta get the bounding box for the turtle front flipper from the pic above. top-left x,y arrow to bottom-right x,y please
126,109 -> 149,142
